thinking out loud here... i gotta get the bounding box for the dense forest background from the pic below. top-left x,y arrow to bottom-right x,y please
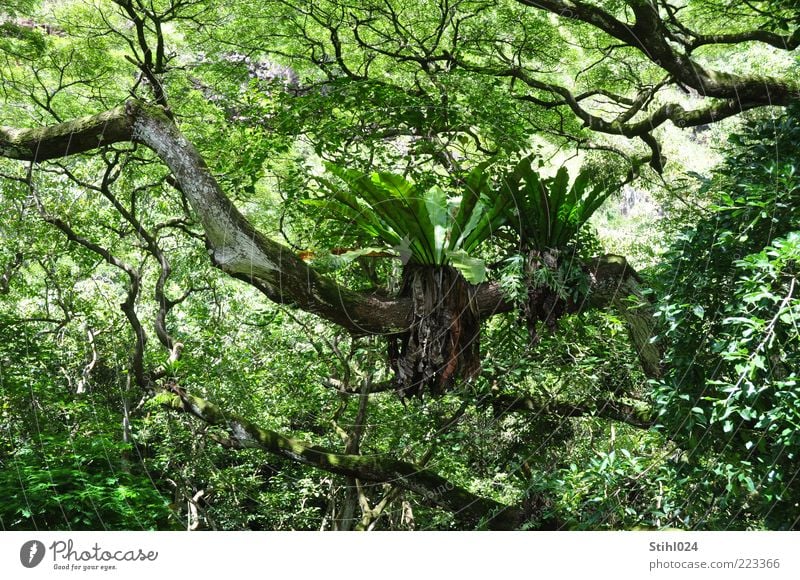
0,0 -> 798,530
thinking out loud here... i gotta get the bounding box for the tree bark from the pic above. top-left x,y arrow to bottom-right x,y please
1,102 -> 660,375
492,393 -> 655,430
159,385 -> 543,530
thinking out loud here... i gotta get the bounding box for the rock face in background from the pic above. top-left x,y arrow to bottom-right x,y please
592,185 -> 666,270
619,185 -> 663,218
2,17 -> 64,36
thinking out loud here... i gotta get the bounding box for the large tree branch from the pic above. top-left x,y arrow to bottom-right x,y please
0,102 -> 416,333
159,385 -> 550,530
517,0 -> 641,47
0,104 -> 132,161
492,393 -> 655,430
456,58 -> 772,171
517,0 -> 799,104
508,0 -> 798,175
689,29 -> 800,52
0,103 -> 659,365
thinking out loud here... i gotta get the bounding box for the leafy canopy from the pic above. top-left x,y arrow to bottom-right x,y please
654,104 -> 800,528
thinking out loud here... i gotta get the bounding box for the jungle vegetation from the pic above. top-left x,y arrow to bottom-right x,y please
0,0 -> 798,530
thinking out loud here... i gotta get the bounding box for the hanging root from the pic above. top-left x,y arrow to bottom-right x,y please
388,265 -> 480,398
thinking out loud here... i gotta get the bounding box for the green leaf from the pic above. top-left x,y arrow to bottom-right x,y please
447,250 -> 487,284
454,159 -> 493,240
425,186 -> 449,264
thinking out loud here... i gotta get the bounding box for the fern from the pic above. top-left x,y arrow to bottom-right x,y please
501,156 -> 614,251
314,162 -> 509,283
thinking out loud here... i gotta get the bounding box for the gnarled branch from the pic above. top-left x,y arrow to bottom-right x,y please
0,102 -> 415,333
159,385 -> 549,530
492,393 -> 655,430
0,103 -> 660,377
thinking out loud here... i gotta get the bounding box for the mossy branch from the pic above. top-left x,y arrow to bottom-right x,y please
158,385 -> 554,530
492,393 -> 655,430
0,102 -> 659,342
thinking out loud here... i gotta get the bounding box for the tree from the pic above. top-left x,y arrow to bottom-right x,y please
653,103 -> 800,528
0,0 -> 797,529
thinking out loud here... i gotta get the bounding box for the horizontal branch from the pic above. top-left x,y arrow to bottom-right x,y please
0,102 -> 656,356
325,377 -> 656,429
0,105 -> 132,161
492,393 -> 655,430
689,29 -> 800,52
322,377 -> 397,395
471,60 -> 775,133
159,385 -> 551,530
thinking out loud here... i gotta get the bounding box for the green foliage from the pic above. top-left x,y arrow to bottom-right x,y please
537,436 -> 671,529
0,22 -> 46,57
654,104 -> 800,528
1,0 -> 798,533
0,316 -> 176,530
314,161 -> 510,282
0,436 -> 175,530
502,156 -> 615,252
